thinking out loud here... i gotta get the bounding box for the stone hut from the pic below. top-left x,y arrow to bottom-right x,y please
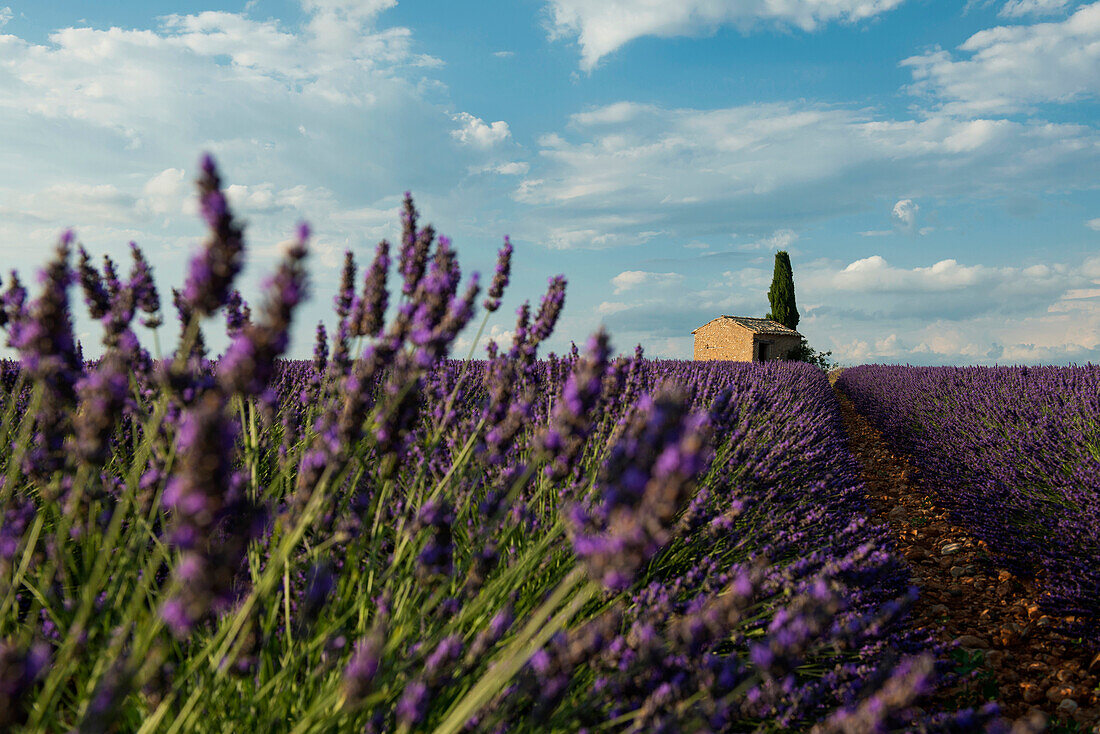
691,316 -> 801,362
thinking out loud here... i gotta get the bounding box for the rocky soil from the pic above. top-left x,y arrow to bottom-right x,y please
834,385 -> 1100,732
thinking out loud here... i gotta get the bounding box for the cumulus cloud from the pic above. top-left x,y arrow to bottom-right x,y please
1087,217 -> 1100,230
0,7 -> 11,28
902,2 -> 1100,113
0,3 -> 509,275
795,254 -> 1100,364
493,161 -> 530,175
826,255 -> 986,292
891,198 -> 919,230
451,112 -> 511,148
513,101 -> 1100,249
140,168 -> 188,216
611,270 -> 684,293
544,0 -> 907,70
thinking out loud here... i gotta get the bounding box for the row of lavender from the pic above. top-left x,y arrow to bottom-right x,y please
0,157 -> 993,731
837,365 -> 1100,646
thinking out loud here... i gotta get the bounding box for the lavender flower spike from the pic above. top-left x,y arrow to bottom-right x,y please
530,275 -> 566,346
350,239 -> 390,338
482,236 -> 512,312
77,246 -> 111,320
335,250 -> 356,322
225,290 -> 248,338
129,241 -> 162,328
219,225 -> 309,397
182,154 -> 246,316
570,386 -> 711,590
312,321 -> 329,374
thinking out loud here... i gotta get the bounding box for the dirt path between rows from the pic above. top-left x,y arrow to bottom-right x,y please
832,385 -> 1100,731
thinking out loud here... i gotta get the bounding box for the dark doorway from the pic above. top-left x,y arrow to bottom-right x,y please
758,342 -> 769,362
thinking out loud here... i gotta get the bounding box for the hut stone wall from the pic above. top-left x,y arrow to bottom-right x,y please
693,320 -> 802,362
693,319 -> 753,361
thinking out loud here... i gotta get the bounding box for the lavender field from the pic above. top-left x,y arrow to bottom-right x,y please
838,366 -> 1100,647
0,158 -> 1075,732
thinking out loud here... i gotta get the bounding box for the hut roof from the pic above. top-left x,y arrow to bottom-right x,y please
690,316 -> 801,337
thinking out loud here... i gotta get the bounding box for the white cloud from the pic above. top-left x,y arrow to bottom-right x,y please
759,229 -> 797,250
0,7 -> 11,28
451,112 -> 511,148
140,168 -> 188,216
513,101 -> 1100,249
902,2 -> 1100,113
824,255 -> 986,292
544,0 -> 907,70
891,198 -> 919,230
736,228 -> 799,251
1087,217 -> 1100,230
999,0 -> 1072,17
492,50 -> 514,58
611,270 -> 684,293
0,4 -> 508,275
859,229 -> 894,237
0,183 -> 136,226
454,323 -> 515,356
597,301 -> 631,315
493,161 -> 530,175
796,254 -> 1100,364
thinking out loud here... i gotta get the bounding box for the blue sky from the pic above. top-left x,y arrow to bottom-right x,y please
1,0 -> 1098,364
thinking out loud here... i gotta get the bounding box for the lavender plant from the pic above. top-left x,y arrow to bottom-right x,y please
0,157 -> 1002,732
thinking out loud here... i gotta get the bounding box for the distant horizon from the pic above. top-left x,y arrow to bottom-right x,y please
0,0 -> 1097,366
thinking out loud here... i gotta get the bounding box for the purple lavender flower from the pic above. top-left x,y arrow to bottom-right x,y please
128,242 -> 162,328
335,250 -> 356,322
541,330 -> 610,482
224,290 -> 248,338
570,387 -> 711,590
482,237 -> 513,313
1,272 -> 28,346
343,636 -> 382,705
12,232 -> 84,478
415,499 -> 454,578
529,275 -> 566,346
399,193 -> 434,297
181,154 -> 246,316
77,246 -> 111,320
74,352 -> 130,465
219,228 -> 308,397
312,321 -> 328,374
351,239 -> 390,338
171,287 -> 206,360
161,392 -> 260,635
396,679 -> 430,728
813,654 -> 936,733
327,319 -> 351,382
101,254 -> 121,302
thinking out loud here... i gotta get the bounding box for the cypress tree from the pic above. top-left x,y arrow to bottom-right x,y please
766,250 -> 799,330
